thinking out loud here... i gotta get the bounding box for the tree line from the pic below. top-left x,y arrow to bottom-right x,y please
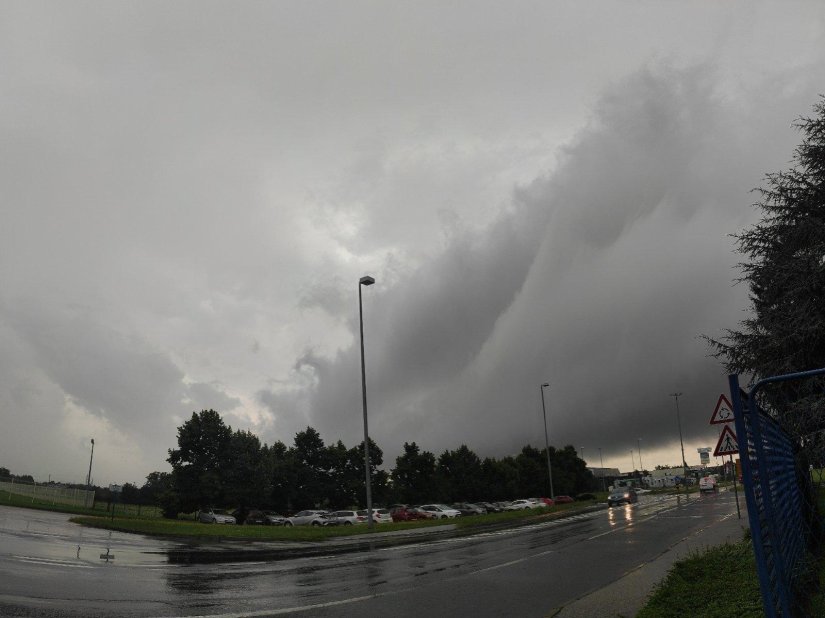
141,409 -> 596,518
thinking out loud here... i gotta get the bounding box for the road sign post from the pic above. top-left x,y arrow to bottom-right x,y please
711,393 -> 741,518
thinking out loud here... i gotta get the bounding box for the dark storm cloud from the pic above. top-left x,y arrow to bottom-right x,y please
3,2 -> 825,482
264,66 -> 823,467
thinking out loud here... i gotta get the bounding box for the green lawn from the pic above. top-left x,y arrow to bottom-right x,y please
636,540 -> 764,618
637,485 -> 825,617
0,490 -> 162,519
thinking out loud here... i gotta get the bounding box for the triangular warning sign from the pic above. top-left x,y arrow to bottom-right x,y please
710,394 -> 735,425
714,425 -> 739,457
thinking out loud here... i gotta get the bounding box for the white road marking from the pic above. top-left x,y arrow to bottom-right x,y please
13,555 -> 95,569
148,594 -> 380,618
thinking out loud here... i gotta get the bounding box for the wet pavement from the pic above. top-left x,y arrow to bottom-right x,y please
0,492 -> 745,617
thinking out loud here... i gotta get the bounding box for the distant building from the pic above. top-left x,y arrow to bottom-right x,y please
588,467 -> 621,479
647,466 -> 691,488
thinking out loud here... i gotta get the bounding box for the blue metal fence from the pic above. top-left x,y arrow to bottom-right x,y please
729,368 -> 825,617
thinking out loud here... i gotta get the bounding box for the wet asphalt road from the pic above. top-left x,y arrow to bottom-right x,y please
0,492 -> 741,617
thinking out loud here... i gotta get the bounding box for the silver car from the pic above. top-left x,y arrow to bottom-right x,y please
284,509 -> 328,526
324,510 -> 367,526
197,508 -> 236,524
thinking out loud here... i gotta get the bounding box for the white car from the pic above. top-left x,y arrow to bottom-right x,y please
323,510 -> 367,526
285,509 -> 328,526
419,504 -> 462,519
358,508 -> 393,524
505,499 -> 540,511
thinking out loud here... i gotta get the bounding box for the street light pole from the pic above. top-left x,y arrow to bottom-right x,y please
85,438 -> 95,508
637,438 -> 643,472
598,447 -> 606,492
580,446 -> 585,462
670,392 -> 688,486
359,275 -> 375,529
630,449 -> 635,472
540,383 -> 555,499
637,437 -> 644,488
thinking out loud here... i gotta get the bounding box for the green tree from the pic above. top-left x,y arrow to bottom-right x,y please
167,410 -> 232,513
480,456 -> 519,501
436,445 -> 483,502
515,445 -> 546,498
391,442 -> 437,504
264,440 -> 294,513
326,440 -> 358,507
224,429 -> 267,518
348,437 -> 388,507
289,427 -> 328,509
140,471 -> 177,518
706,97 -> 825,433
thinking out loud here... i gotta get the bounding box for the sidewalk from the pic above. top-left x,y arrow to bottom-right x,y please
548,503 -> 748,617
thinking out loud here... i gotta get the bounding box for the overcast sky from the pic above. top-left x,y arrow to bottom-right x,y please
2,1 -> 825,486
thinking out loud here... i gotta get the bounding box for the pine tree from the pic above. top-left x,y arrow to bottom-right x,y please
707,97 -> 825,435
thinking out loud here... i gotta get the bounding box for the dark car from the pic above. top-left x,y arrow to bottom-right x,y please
553,495 -> 575,504
452,503 -> 486,516
607,487 -> 638,507
241,509 -> 270,525
478,501 -> 502,513
263,511 -> 288,525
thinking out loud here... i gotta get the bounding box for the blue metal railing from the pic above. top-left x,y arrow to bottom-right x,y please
730,368 -> 825,617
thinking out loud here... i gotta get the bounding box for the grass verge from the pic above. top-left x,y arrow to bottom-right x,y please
66,501 -> 600,541
0,490 -> 161,519
636,539 -> 764,618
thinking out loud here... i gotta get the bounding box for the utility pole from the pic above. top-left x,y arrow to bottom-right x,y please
670,392 -> 689,493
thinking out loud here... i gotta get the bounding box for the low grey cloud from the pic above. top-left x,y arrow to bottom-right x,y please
270,65 -> 825,469
2,2 -> 825,484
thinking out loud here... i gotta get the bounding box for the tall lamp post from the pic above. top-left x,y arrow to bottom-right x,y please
359,275 -> 375,529
670,392 -> 688,486
598,447 -> 606,492
540,382 -> 555,499
637,437 -> 644,489
85,438 -> 95,508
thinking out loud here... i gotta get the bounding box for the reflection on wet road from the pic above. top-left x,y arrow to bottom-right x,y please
0,492 -> 740,617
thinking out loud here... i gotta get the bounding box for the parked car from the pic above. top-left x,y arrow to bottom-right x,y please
478,501 -> 502,513
419,504 -> 462,519
323,510 -> 367,526
197,508 -> 237,524
539,497 -> 555,507
452,502 -> 486,516
409,506 -> 436,519
263,511 -> 288,525
607,488 -> 638,507
505,499 -> 539,511
239,509 -> 270,525
285,510 -> 328,526
390,506 -> 428,522
553,495 -> 575,504
357,508 -> 393,524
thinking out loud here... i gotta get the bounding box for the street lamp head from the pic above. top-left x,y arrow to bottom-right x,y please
91,438 -> 94,445
541,382 -> 549,388
360,275 -> 375,286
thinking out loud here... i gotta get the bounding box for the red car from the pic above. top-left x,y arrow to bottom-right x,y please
390,506 -> 428,522
553,495 -> 575,504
